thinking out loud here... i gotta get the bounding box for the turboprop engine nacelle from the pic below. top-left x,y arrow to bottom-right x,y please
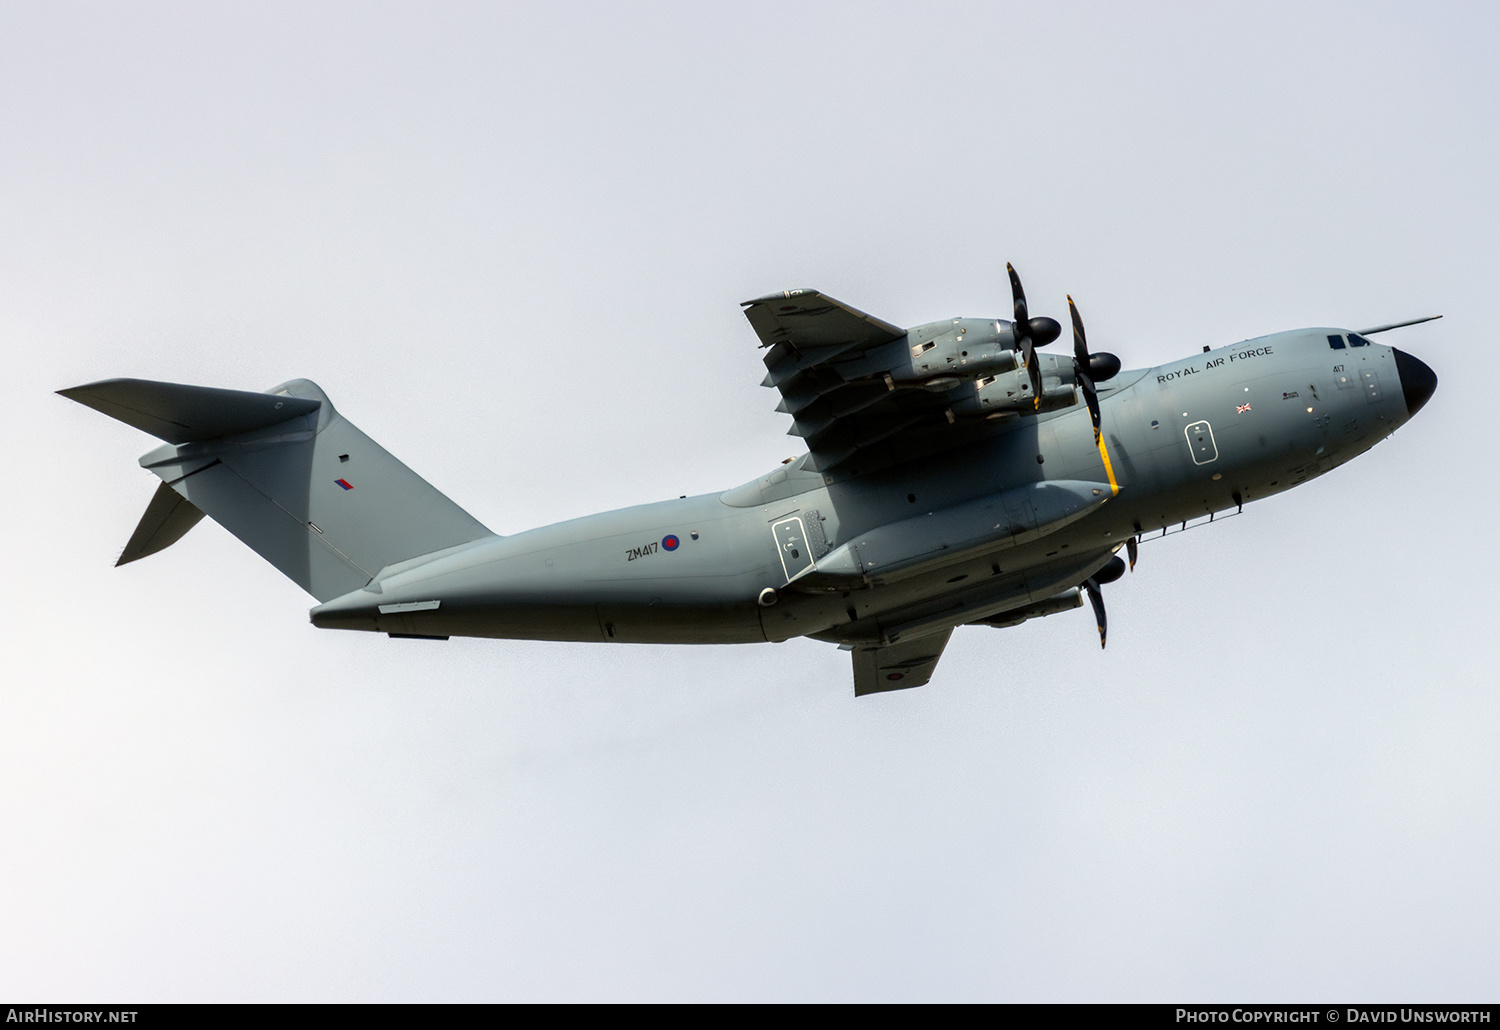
974,589 -> 1085,629
948,354 -> 1079,420
888,318 -> 1021,385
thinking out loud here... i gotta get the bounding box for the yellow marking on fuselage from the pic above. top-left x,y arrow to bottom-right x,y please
1097,431 -> 1120,496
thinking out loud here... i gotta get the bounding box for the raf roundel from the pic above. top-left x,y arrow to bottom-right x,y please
662,534 -> 680,551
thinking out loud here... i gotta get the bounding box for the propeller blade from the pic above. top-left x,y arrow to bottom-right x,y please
1082,374 -> 1101,437
1005,266 -> 1036,405
1025,338 -> 1042,407
1126,535 -> 1138,572
1007,265 -> 1063,410
1007,262 -> 1029,328
1082,555 -> 1124,649
1069,294 -> 1089,368
1069,295 -> 1102,439
1084,578 -> 1107,649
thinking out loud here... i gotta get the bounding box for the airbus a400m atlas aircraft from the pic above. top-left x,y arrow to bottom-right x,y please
62,267 -> 1439,695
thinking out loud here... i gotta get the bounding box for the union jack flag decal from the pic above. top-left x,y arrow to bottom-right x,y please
1236,404 -> 1252,414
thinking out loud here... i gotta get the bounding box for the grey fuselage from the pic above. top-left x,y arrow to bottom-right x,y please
310,328 -> 1430,645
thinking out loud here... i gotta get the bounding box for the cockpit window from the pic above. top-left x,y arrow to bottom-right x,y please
1327,334 -> 1346,349
1348,333 -> 1373,347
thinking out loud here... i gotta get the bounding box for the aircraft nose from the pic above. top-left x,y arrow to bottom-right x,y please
1393,348 -> 1437,417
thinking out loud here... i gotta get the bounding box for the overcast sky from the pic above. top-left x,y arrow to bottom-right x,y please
2,0 -> 1495,1002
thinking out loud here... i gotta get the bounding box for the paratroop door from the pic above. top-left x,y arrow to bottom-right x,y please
1184,420 -> 1218,464
772,516 -> 815,583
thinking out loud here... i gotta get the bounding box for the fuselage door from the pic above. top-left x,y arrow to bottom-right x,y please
772,516 -> 815,583
1184,420 -> 1218,464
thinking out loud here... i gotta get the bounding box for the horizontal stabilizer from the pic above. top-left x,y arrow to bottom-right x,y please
58,378 -> 321,444
118,481 -> 206,566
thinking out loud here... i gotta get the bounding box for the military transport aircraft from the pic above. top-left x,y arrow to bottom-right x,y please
61,267 -> 1439,695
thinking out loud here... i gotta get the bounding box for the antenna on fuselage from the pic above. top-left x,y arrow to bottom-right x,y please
1356,314 -> 1443,335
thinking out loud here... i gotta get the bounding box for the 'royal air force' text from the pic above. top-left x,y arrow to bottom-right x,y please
1158,345 -> 1274,384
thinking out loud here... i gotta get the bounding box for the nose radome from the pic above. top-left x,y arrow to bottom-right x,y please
1393,348 -> 1437,417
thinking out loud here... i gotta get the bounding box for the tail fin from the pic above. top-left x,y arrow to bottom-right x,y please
62,377 -> 494,601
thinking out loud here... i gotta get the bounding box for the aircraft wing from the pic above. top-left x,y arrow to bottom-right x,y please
851,629 -> 953,697
741,288 -> 906,356
743,291 -> 995,479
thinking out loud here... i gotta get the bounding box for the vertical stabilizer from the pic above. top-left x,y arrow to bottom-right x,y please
63,377 -> 495,599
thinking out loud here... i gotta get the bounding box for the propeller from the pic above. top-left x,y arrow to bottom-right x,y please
1082,555 -> 1126,649
1126,535 -> 1139,572
1007,263 -> 1061,407
1067,294 -> 1122,443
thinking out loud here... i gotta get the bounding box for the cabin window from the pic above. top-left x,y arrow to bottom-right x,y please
1327,334 -> 1346,349
1348,333 -> 1373,347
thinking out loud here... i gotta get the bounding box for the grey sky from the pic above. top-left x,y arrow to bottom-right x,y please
2,0 -> 1494,1001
